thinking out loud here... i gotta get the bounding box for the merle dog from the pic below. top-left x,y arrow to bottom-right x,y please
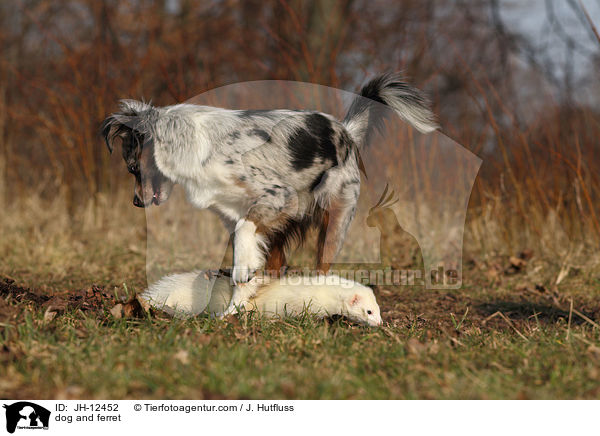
101,73 -> 437,315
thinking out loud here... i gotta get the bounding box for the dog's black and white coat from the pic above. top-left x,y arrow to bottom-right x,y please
101,73 -> 438,315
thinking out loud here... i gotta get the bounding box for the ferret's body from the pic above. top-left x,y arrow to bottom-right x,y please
142,271 -> 382,326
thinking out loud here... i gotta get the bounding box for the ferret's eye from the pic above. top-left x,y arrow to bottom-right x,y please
367,310 -> 372,315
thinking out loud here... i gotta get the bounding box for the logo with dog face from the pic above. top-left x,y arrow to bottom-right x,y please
2,402 -> 50,434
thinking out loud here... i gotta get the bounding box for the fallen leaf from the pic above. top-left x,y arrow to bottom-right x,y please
505,256 -> 527,275
135,293 -> 152,313
173,350 -> 190,364
110,304 -> 123,319
43,308 -> 58,322
113,294 -> 150,319
509,256 -> 527,269
43,298 -> 67,322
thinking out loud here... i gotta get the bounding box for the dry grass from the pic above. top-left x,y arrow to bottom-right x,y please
1,186 -> 600,399
0,187 -> 146,291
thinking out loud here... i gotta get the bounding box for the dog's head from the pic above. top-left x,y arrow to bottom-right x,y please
101,100 -> 174,207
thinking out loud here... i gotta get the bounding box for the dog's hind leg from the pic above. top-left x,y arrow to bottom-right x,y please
316,187 -> 359,273
265,242 -> 287,277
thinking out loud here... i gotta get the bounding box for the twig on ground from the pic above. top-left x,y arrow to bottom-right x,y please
484,311 -> 529,341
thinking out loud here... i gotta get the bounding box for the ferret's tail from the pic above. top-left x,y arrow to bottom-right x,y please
141,271 -> 230,317
343,73 -> 438,148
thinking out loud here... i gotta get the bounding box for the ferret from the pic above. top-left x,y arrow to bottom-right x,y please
141,271 -> 383,327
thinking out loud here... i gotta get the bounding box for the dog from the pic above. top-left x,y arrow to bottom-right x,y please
101,73 -> 437,315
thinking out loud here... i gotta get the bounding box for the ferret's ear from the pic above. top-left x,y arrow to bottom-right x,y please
349,294 -> 361,306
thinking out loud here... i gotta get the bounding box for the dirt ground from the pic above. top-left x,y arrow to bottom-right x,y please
2,253 -> 597,336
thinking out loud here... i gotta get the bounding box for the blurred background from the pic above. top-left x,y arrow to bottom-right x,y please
1,0 -> 599,289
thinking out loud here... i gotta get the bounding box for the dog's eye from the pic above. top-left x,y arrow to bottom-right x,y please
127,164 -> 138,174
367,310 -> 372,315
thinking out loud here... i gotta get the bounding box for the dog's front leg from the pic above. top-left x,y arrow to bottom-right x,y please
232,218 -> 267,283
218,277 -> 259,317
218,219 -> 266,317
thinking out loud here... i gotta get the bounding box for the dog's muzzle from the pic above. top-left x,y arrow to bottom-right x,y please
133,191 -> 167,208
133,194 -> 145,208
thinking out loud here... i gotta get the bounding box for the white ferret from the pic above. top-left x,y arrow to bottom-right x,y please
141,271 -> 383,327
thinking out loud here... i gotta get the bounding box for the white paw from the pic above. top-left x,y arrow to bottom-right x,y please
233,219 -> 267,283
215,279 -> 259,318
215,303 -> 239,318
232,265 -> 253,284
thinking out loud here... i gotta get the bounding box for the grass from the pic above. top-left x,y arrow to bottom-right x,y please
1,190 -> 600,399
2,295 -> 600,399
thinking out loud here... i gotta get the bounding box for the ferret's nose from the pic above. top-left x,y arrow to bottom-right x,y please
369,318 -> 383,327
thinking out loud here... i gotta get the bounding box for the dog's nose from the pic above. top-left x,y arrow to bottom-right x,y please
133,195 -> 145,208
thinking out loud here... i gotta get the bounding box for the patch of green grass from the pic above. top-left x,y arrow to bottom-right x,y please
2,190 -> 600,399
2,299 -> 600,399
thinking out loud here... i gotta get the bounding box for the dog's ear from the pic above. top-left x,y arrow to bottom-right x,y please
101,100 -> 153,153
100,113 -> 132,154
119,99 -> 153,114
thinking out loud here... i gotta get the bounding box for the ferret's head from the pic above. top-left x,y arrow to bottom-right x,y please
341,283 -> 383,327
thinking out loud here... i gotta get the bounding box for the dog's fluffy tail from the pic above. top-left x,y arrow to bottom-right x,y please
343,73 -> 438,147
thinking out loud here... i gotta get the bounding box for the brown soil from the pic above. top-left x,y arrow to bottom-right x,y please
0,277 -> 116,320
2,264 -> 598,333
